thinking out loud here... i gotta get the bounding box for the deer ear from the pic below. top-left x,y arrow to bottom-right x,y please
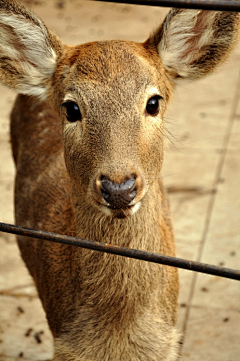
0,0 -> 64,100
147,9 -> 240,81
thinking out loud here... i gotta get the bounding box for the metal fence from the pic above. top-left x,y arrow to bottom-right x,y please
94,0 -> 240,12
1,222 -> 240,280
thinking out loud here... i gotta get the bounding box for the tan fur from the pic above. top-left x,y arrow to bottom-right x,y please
1,1 -> 239,360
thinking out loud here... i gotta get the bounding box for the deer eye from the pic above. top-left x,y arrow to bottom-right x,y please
146,95 -> 162,116
62,101 -> 81,122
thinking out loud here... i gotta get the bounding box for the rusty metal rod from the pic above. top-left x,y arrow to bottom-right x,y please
1,222 -> 240,281
93,0 -> 240,12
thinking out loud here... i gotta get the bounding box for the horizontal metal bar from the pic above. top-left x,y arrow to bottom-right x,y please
1,222 -> 240,281
93,0 -> 240,12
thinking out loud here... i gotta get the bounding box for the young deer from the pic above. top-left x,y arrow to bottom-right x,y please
0,0 -> 239,360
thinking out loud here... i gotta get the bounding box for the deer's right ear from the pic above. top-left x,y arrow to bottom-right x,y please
0,0 -> 64,100
147,9 -> 240,82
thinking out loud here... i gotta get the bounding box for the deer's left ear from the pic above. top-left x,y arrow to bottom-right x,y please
146,9 -> 240,81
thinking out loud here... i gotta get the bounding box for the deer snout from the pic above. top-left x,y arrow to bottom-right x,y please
94,172 -> 145,216
101,176 -> 137,209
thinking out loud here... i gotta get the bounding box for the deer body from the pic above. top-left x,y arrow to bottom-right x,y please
1,1 -> 239,360
11,43 -> 179,360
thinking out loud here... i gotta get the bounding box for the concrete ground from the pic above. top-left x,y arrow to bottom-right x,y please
0,1 -> 240,360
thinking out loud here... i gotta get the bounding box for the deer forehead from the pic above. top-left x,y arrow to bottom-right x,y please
56,40 -> 172,110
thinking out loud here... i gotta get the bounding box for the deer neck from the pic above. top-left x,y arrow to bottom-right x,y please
71,180 -> 165,316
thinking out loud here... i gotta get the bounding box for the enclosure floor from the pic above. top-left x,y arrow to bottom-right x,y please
0,1 -> 240,360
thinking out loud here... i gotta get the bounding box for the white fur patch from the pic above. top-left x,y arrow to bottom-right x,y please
63,94 -> 78,103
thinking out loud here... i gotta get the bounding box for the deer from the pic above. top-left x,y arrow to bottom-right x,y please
0,0 -> 239,360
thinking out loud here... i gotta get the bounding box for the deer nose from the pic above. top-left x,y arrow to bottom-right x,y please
100,176 -> 137,209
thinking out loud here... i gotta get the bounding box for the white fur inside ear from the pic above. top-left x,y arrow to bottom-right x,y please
0,11 -> 56,99
158,10 -> 217,78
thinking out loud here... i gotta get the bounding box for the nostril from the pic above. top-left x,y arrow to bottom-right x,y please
100,176 -> 137,209
101,178 -> 112,202
100,176 -> 114,202
122,179 -> 137,200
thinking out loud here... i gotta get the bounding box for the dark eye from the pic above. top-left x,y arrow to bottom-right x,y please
62,101 -> 81,122
146,95 -> 162,116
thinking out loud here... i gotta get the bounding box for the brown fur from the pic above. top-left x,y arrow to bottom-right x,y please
1,1 -> 239,360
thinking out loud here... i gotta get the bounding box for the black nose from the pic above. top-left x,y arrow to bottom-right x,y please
101,176 -> 137,209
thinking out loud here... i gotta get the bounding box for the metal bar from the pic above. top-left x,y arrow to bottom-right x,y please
93,0 -> 240,12
1,222 -> 240,281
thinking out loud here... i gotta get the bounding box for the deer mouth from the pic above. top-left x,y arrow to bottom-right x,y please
98,200 -> 142,219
